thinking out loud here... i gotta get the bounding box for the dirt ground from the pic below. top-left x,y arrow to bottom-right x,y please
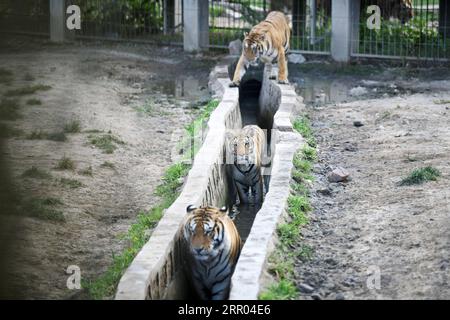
291,63 -> 450,299
0,36 -> 216,299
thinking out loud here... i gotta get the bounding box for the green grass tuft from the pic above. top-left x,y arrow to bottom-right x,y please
79,166 -> 93,176
26,98 -> 42,106
24,197 -> 65,222
155,163 -> 189,201
0,98 -> 21,120
100,161 -> 116,169
259,279 -> 298,300
293,117 -> 316,147
5,84 -> 52,97
433,99 -> 450,105
55,156 -> 76,170
64,120 -> 81,133
26,130 -> 47,140
22,166 -> 52,180
47,131 -> 67,142
400,166 -> 441,186
59,177 -> 83,189
88,133 -> 124,154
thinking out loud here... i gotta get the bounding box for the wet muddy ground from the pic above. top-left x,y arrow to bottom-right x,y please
289,61 -> 450,299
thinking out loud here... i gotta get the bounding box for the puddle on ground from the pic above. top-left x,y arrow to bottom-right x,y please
146,76 -> 209,102
291,74 -> 421,107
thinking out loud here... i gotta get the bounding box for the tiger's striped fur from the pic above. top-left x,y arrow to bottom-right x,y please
230,11 -> 291,87
227,125 -> 266,206
182,205 -> 242,300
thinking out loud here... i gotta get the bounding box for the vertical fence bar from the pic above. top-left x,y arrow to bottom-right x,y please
310,0 -> 316,45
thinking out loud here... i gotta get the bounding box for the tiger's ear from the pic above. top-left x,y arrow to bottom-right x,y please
243,31 -> 248,38
186,205 -> 197,213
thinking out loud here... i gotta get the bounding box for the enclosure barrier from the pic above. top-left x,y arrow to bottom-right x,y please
1,1 -> 448,61
115,57 -> 304,300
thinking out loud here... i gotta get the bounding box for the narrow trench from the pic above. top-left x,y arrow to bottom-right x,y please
232,79 -> 272,243
179,75 -> 276,300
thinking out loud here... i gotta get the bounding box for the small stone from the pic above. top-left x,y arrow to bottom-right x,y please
327,167 -> 350,183
317,188 -> 332,196
335,293 -> 345,300
353,121 -> 364,127
311,293 -> 322,300
349,86 -> 367,96
288,53 -> 306,64
298,283 -> 314,293
228,39 -> 242,56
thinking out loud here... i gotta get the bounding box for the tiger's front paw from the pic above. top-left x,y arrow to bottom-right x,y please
229,81 -> 240,88
278,79 -> 289,85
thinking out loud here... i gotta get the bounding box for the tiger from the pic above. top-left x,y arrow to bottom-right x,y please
226,125 -> 266,207
182,205 -> 242,300
230,11 -> 291,87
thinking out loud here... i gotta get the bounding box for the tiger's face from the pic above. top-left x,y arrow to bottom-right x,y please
183,205 -> 228,261
230,135 -> 256,171
243,33 -> 264,67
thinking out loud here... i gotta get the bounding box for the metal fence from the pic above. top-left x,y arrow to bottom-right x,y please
353,0 -> 450,60
1,0 -> 449,61
290,0 -> 331,54
208,0 -> 268,48
71,0 -> 183,44
0,0 -> 49,36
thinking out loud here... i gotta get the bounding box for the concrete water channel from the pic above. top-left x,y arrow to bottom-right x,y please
115,56 -> 305,300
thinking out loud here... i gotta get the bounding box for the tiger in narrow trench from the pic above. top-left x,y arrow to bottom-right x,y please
226,125 -> 267,212
182,205 -> 242,300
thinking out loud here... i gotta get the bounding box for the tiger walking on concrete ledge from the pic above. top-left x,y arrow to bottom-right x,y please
230,11 -> 291,87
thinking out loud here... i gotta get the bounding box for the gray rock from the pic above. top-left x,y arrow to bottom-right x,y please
349,86 -> 368,96
311,293 -> 322,300
298,283 -> 315,293
335,293 -> 346,300
288,53 -> 306,64
228,39 -> 242,56
317,188 -> 332,196
327,167 -> 350,183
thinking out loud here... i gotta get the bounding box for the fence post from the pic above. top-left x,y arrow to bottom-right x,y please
50,0 -> 66,42
331,0 -> 360,62
183,0 -> 209,52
